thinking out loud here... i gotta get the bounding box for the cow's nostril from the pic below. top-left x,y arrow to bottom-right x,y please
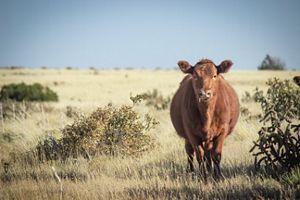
199,90 -> 206,97
206,90 -> 212,98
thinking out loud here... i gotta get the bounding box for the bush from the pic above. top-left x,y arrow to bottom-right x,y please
241,91 -> 253,103
0,82 -> 58,102
65,105 -> 82,118
258,54 -> 286,70
240,106 -> 251,117
253,78 -> 300,123
250,78 -> 300,174
36,135 -> 62,161
36,104 -> 159,161
130,89 -> 171,110
240,105 -> 261,121
61,105 -> 158,158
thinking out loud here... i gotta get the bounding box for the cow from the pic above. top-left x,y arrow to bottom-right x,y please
294,76 -> 300,86
170,59 -> 240,180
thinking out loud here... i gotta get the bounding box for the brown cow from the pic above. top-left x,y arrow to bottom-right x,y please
294,76 -> 300,86
170,59 -> 240,180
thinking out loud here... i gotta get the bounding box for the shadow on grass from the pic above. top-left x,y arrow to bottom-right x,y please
125,183 -> 285,200
113,150 -> 259,182
221,161 -> 257,179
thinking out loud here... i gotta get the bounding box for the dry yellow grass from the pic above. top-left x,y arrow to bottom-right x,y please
0,68 -> 299,199
1,68 -> 296,107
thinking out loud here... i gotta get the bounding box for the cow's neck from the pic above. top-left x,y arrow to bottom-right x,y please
197,96 -> 217,132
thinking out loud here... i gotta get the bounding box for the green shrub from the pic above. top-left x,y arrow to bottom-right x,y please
130,93 -> 149,104
65,105 -> 81,118
0,82 -> 58,102
36,104 -> 159,161
130,89 -> 171,110
61,105 -> 158,158
240,105 -> 261,121
250,78 -> 300,174
253,78 -> 300,123
241,91 -> 253,103
36,135 -> 62,161
240,106 -> 251,117
241,90 -> 266,103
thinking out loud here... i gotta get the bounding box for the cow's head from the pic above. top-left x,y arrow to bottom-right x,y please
178,59 -> 233,103
293,76 -> 300,87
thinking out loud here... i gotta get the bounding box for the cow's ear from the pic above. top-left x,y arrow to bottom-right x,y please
178,60 -> 194,74
217,60 -> 233,74
293,76 -> 300,87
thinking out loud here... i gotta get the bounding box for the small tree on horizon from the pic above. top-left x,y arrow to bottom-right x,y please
258,54 -> 286,70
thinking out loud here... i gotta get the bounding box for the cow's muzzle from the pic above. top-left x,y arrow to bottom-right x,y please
198,89 -> 212,102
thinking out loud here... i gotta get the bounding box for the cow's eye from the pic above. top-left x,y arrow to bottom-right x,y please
213,75 -> 217,80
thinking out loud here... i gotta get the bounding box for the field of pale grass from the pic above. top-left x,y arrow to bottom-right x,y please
0,68 -> 299,199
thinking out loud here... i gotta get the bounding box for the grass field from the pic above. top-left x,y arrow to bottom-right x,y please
0,68 -> 299,199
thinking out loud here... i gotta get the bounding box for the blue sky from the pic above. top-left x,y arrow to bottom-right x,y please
0,0 -> 300,69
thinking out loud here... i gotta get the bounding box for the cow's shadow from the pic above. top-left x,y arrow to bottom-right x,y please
116,150 -> 259,182
123,153 -> 282,199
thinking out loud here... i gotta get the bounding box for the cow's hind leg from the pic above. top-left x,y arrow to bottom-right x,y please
185,140 -> 194,172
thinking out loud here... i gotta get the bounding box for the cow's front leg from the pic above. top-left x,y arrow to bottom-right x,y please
204,141 -> 213,174
212,133 -> 226,180
185,140 -> 195,172
194,144 -> 207,181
